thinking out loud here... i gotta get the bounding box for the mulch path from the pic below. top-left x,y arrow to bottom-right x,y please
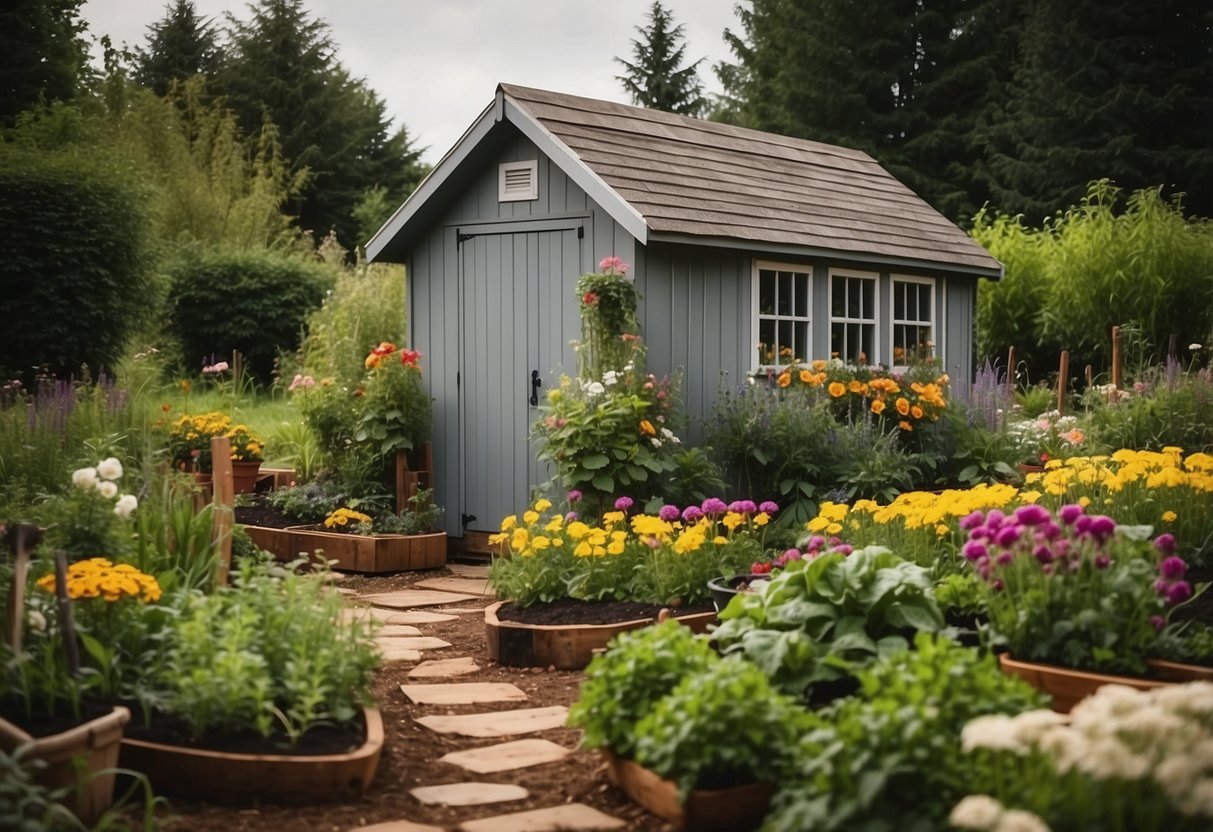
152,565 -> 677,832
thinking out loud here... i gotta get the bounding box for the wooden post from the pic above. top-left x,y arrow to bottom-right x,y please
1085,364 -> 1093,389
395,443 -> 434,513
53,550 -> 80,676
1111,326 -> 1121,389
1057,350 -> 1069,414
4,523 -> 40,651
211,436 -> 235,585
1006,346 -> 1017,394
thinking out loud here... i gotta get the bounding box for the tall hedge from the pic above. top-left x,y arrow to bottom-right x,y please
166,248 -> 333,383
0,150 -> 152,381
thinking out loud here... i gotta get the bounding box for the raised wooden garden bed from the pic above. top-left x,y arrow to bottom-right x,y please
998,654 -> 1213,713
484,601 -> 716,670
241,524 -> 446,573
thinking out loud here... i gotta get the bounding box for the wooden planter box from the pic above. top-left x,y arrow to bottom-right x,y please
602,749 -> 773,831
118,706 -> 384,804
239,524 -> 447,573
0,706 -> 131,825
485,600 -> 717,670
998,654 -> 1213,713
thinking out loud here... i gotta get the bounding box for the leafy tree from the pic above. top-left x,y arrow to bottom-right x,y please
981,0 -> 1213,222
616,1 -> 707,116
216,0 -> 426,250
134,0 -> 222,97
0,0 -> 91,126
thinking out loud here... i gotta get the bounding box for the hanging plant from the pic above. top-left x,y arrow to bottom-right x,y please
576,256 -> 639,379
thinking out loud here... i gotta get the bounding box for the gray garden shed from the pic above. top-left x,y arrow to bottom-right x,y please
366,83 -> 1002,543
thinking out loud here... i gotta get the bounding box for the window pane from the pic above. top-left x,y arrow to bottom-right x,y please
894,282 -> 905,320
860,323 -> 873,364
778,319 -> 795,364
758,318 -> 776,365
759,270 -> 775,315
831,322 -> 845,359
794,273 -> 809,318
778,271 -> 792,316
916,325 -> 933,354
847,279 -> 861,318
861,279 -> 874,318
905,283 -> 917,320
918,284 -> 932,322
794,321 -> 808,359
832,276 -> 845,317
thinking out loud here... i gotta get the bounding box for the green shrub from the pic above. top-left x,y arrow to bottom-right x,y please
166,248 -> 333,384
0,149 -> 152,382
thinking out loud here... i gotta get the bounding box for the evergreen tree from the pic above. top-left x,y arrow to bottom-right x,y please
982,0 -> 1213,221
217,0 -> 426,249
616,1 -> 707,116
134,0 -> 221,97
0,0 -> 91,127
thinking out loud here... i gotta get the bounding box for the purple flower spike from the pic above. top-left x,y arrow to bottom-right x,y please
701,497 -> 727,515
995,525 -> 1022,548
759,501 -> 780,514
960,511 -> 985,531
1093,554 -> 1111,569
1167,581 -> 1193,605
1159,555 -> 1188,580
1154,533 -> 1177,556
963,541 -> 989,562
1059,504 -> 1085,525
659,504 -> 681,522
1014,504 -> 1051,527
567,489 -> 583,503
1150,615 -> 1166,632
682,506 -> 704,523
615,496 -> 634,512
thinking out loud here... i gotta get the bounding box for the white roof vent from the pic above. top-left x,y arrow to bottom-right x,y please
499,160 -> 538,202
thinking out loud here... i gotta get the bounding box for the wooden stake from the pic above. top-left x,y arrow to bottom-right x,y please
54,550 -> 79,677
1057,350 -> 1070,414
1111,326 -> 1121,389
1007,346 -> 1017,393
4,523 -> 40,651
211,436 -> 235,586
1085,364 -> 1093,389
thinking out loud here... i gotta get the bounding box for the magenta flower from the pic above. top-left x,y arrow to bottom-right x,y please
969,526 -> 991,541
1033,545 -> 1054,564
1154,533 -> 1177,556
701,497 -> 727,515
1166,581 -> 1193,605
991,579 -> 1005,592
598,255 -> 630,275
1159,555 -> 1188,580
833,544 -> 854,556
614,496 -> 634,512
565,511 -> 579,522
567,489 -> 583,503
1093,554 -> 1111,569
963,541 -> 989,562
960,511 -> 985,531
995,525 -> 1023,548
738,500 -> 758,514
996,551 -> 1014,566
1041,522 -> 1062,541
681,506 -> 704,523
806,535 -> 825,552
1086,515 -> 1116,543
658,504 -> 681,522
759,501 -> 780,514
1150,615 -> 1166,631
1014,504 -> 1051,527
985,509 -> 1007,530
1059,503 -> 1084,525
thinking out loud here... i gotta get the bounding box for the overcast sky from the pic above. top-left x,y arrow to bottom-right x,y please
81,0 -> 742,165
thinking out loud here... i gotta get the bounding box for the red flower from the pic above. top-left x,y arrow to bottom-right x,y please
582,291 -> 598,306
401,348 -> 421,367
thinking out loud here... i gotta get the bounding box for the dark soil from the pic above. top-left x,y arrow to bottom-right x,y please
122,708 -> 366,756
497,597 -> 715,626
0,701 -> 114,739
233,497 -> 298,529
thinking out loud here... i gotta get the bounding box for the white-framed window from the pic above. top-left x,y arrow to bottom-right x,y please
752,261 -> 812,368
890,274 -> 936,368
498,160 -> 538,202
829,269 -> 877,365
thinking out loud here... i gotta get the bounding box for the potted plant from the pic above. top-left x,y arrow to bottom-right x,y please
485,496 -> 773,668
960,503 -> 1212,711
224,422 -> 264,493
163,411 -> 233,479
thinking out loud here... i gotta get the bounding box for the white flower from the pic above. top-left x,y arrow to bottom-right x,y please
72,467 -> 98,489
96,457 -> 123,481
1190,343 -> 1203,351
660,427 -> 681,444
649,437 -> 662,448
1153,682 -> 1213,717
1180,779 -> 1213,817
96,480 -> 118,499
1078,736 -> 1149,781
26,610 -> 46,632
993,809 -> 1051,832
961,714 -> 1026,754
584,381 -> 605,397
602,370 -> 618,386
1036,725 -> 1087,774
114,494 -> 138,519
1154,755 -> 1203,801
949,795 -> 1004,830
1009,709 -> 1068,745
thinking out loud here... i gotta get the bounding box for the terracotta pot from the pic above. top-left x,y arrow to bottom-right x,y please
485,600 -> 717,670
998,653 -> 1213,713
230,460 -> 262,494
602,748 -> 773,831
0,705 -> 131,825
118,706 -> 384,804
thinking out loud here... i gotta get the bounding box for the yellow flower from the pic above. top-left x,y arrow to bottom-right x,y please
722,512 -> 744,531
895,397 -> 910,416
871,399 -> 886,415
935,524 -> 949,537
522,510 -> 540,525
826,522 -> 843,535
753,512 -> 770,527
602,511 -> 625,526
531,536 -> 550,551
713,536 -> 728,545
828,382 -> 846,398
1162,510 -> 1178,522
848,380 -> 868,395
534,498 -> 552,512
899,420 -> 913,431
544,516 -> 564,533
607,540 -> 626,555
488,532 -> 508,545
574,541 -> 593,557
910,405 -> 924,420
500,515 -> 518,531
567,521 -> 591,540
510,528 -> 530,551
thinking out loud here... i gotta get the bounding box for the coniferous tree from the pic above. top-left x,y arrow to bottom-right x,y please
0,0 -> 91,126
616,1 -> 707,116
982,0 -> 1213,221
217,0 -> 425,249
134,0 -> 221,97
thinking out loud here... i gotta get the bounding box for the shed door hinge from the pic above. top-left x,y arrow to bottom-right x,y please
457,230 -> 475,244
577,225 -> 584,239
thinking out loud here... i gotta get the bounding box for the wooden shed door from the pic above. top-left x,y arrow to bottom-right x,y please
457,225 -> 583,534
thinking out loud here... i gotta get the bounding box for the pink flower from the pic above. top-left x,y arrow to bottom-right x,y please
759,501 -> 780,514
700,498 -> 727,515
659,505 -> 681,522
1154,534 -> 1177,556
681,506 -> 704,523
1166,581 -> 1193,605
598,256 -> 630,275
567,490 -> 583,503
614,496 -> 634,512
1159,555 -> 1187,580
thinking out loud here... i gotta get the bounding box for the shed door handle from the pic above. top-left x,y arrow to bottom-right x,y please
529,370 -> 542,406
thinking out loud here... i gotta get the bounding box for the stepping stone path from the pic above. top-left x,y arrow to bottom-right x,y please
340,570 -> 627,832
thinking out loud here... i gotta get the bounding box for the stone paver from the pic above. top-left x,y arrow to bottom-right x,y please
408,657 -> 481,679
350,821 -> 443,832
377,624 -> 424,637
401,682 -> 528,706
376,646 -> 422,663
438,739 -> 572,774
376,636 -> 451,652
459,803 -> 625,832
409,782 -> 528,807
415,705 -> 569,738
436,606 -> 487,614
447,563 -> 491,579
415,576 -> 496,597
360,589 -> 478,609
383,609 -> 458,624
342,606 -> 437,626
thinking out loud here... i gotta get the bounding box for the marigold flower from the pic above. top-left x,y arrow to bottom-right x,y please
639,419 -> 656,436
828,381 -> 846,398
871,399 -> 887,415
777,372 -> 791,388
899,420 -> 913,431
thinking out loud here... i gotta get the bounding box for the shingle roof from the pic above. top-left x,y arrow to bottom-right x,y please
500,84 -> 999,275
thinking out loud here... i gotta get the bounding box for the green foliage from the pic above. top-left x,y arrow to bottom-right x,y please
659,447 -> 727,508
0,0 -> 90,127
711,546 -> 944,697
133,0 -> 222,97
634,657 -> 807,798
356,349 -> 430,457
0,149 -> 153,382
568,620 -> 719,758
575,268 -> 639,379
267,479 -> 358,523
762,634 -> 1047,832
159,555 -> 378,745
615,1 -> 707,116
166,247 -> 333,383
374,490 -> 444,535
1083,367 -> 1213,455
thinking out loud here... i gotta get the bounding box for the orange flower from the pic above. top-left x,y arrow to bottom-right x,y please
895,397 -> 911,416
911,405 -> 924,420
828,381 -> 846,398
777,372 -> 792,388
871,398 -> 887,415
848,380 -> 868,395
899,420 -> 913,431
639,419 -> 656,436
799,369 -> 812,384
